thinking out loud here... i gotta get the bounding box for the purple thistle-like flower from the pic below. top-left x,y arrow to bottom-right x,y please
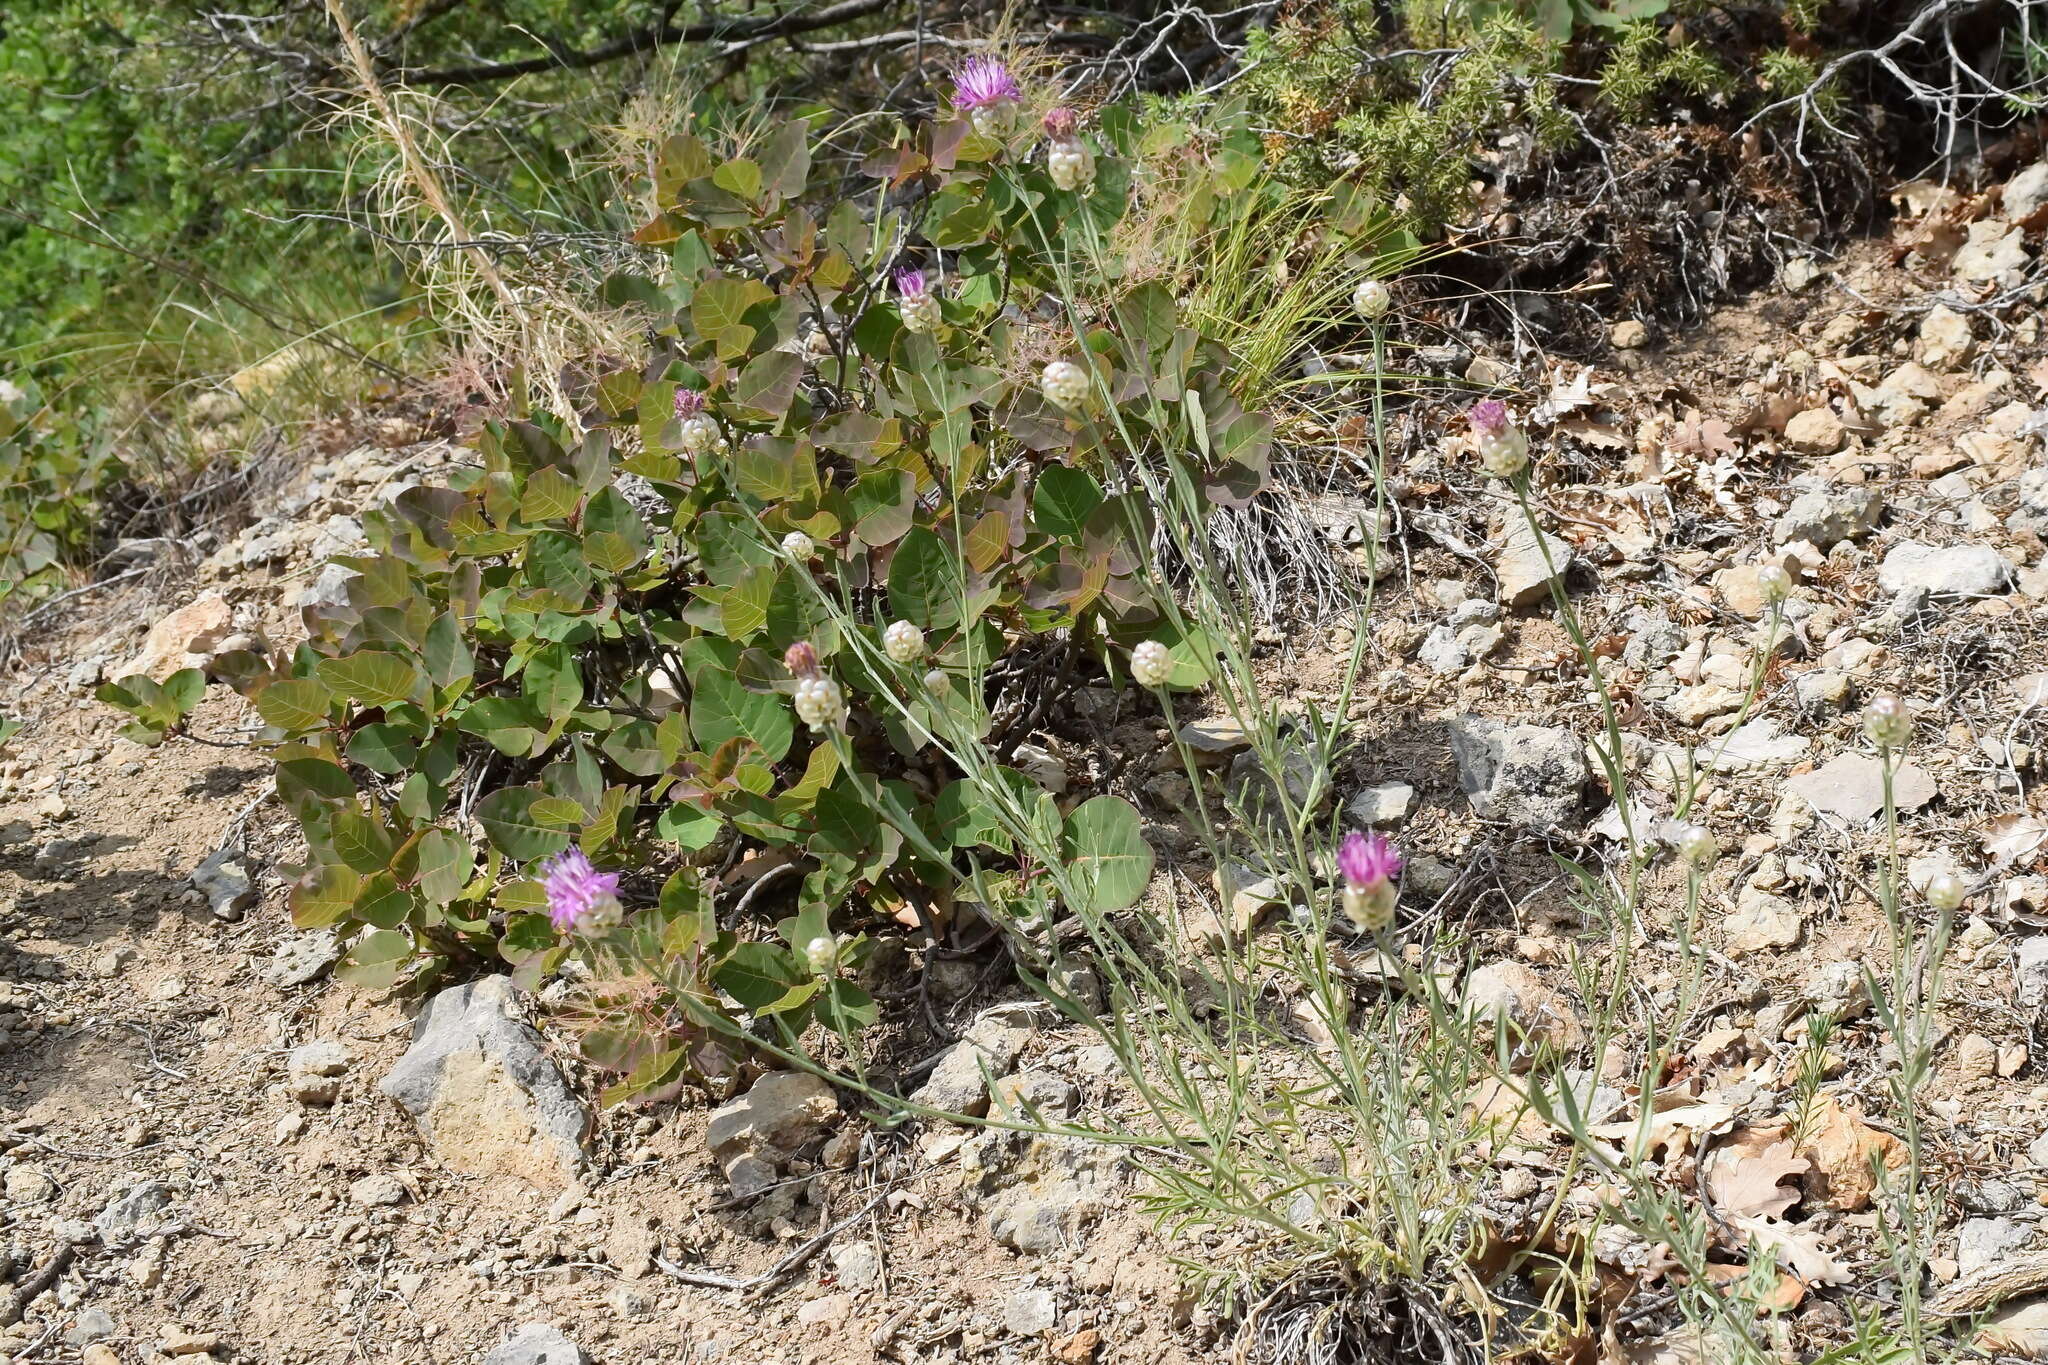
1338,831 -> 1402,889
1467,399 -> 1509,436
1042,106 -> 1079,139
541,847 -> 621,934
673,388 -> 706,418
894,267 -> 928,298
953,56 -> 1022,110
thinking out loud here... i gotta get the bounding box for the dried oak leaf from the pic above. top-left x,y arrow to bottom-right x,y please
1701,1261 -> 1808,1313
1984,812 -> 2048,869
1798,1094 -> 1906,1213
1588,1093 -> 1737,1164
1668,409 -> 1735,459
1704,1126 -> 1809,1220
1729,1213 -> 1853,1289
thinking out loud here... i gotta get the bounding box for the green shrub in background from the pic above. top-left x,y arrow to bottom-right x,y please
1240,0 -> 1771,234
105,102 -> 1406,1100
0,377 -> 126,606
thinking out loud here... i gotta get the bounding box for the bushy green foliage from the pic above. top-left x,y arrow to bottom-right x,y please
1239,0 -> 1831,234
102,106 -> 1370,1099
0,376 -> 126,605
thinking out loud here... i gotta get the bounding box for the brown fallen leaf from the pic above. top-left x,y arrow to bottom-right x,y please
1589,1095 -> 1737,1164
1730,1213 -> 1854,1289
1984,812 -> 2048,869
1705,1126 -> 1809,1220
1702,1260 -> 1807,1312
1798,1094 -> 1906,1213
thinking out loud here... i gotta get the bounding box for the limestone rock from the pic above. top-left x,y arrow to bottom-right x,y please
1774,485 -> 1881,547
191,848 -> 257,922
913,1017 -> 1028,1117
1784,407 -> 1845,456
1877,541 -> 2014,598
706,1071 -> 839,1195
1919,306 -> 1976,369
1346,783 -> 1414,827
481,1324 -> 588,1365
1448,716 -> 1589,831
1460,962 -> 1584,1053
1725,888 -> 1803,955
1954,219 -> 2028,283
1494,522 -> 1572,607
117,594 -> 233,682
378,977 -> 587,1188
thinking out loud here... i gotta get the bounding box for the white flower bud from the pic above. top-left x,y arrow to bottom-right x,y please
883,620 -> 924,664
1129,640 -> 1171,687
1924,873 -> 1966,912
923,668 -> 950,694
1477,428 -> 1529,480
805,934 -> 838,975
1341,882 -> 1396,935
1756,564 -> 1792,604
781,530 -> 815,560
1041,360 -> 1088,410
1674,823 -> 1717,866
793,676 -> 846,731
971,101 -> 1017,140
1863,695 -> 1911,750
1048,140 -> 1095,193
901,291 -> 941,335
1352,279 -> 1391,320
678,413 -> 720,455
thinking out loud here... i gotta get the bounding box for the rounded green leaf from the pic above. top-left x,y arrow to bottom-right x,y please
1060,795 -> 1154,913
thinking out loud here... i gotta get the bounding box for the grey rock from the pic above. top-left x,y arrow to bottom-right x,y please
913,1020 -> 1028,1117
1346,783 -> 1414,827
1449,599 -> 1502,630
481,1324 -> 588,1365
970,1134 -> 1126,1254
1958,1217 -> 2033,1277
290,1039 -> 352,1077
1494,522 -> 1573,607
991,1070 -> 1080,1122
378,977 -> 588,1187
706,1071 -> 839,1194
1724,888 -> 1804,955
2027,1127 -> 2048,1171
66,1308 -> 116,1346
1461,962 -> 1583,1053
1877,540 -> 2015,598
349,1174 -> 408,1206
1416,625 -> 1467,674
262,931 -> 341,990
96,1181 -> 173,1244
1774,486 -> 1881,547
1226,735 -> 1326,824
828,1240 -> 882,1289
2007,162 -> 2048,220
65,656 -> 107,692
1448,716 -> 1589,830
2019,937 -> 2048,1008
1793,669 -> 1853,714
191,848 -> 258,922
2008,468 -> 2048,537
298,561 -> 360,611
1005,1287 -> 1060,1337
